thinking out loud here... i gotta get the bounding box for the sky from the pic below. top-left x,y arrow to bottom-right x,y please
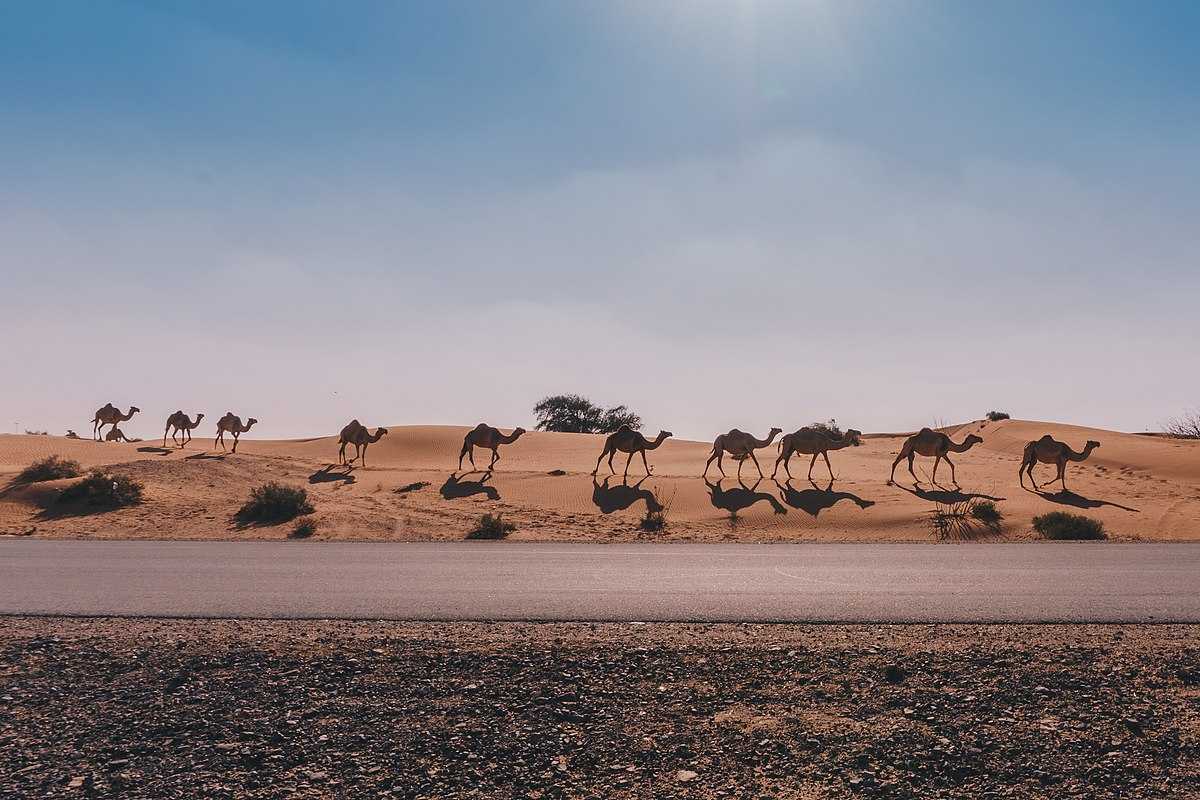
2,0 -> 1198,441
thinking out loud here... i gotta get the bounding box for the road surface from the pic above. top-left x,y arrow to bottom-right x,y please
1,540 -> 1197,623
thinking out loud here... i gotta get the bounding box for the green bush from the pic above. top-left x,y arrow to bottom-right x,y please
14,455 -> 83,485
57,470 -> 143,508
236,482 -> 314,524
986,411 -> 1011,422
1033,511 -> 1106,540
930,498 -> 1002,540
970,500 -> 1003,526
291,517 -> 318,538
467,512 -> 516,540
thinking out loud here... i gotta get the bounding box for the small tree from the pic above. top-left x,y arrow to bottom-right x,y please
533,394 -> 642,434
986,411 -> 1011,422
1163,410 -> 1200,439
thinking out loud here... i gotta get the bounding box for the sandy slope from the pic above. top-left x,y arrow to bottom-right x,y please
1,419 -> 1197,542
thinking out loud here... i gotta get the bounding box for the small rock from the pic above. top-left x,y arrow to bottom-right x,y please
676,769 -> 698,783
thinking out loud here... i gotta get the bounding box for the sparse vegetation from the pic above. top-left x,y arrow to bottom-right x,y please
986,411 -> 1011,422
1033,511 -> 1106,540
236,482 -> 314,524
393,481 -> 430,494
1163,409 -> 1200,439
808,419 -> 844,438
56,470 -> 144,509
290,517 -> 318,539
929,498 -> 1003,540
638,507 -> 667,532
24,429 -> 49,436
14,455 -> 82,485
547,469 -> 567,476
533,394 -> 642,434
466,512 -> 516,540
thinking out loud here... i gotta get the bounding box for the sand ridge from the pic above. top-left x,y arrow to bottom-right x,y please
1,419 -> 1197,542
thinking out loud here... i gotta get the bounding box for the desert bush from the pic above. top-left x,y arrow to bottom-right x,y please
930,498 -> 1002,540
14,455 -> 82,485
986,411 -> 1011,422
24,430 -> 49,436
466,512 -> 516,540
291,517 -> 318,538
533,394 -> 642,434
57,470 -> 144,508
639,507 -> 667,532
1033,511 -> 1106,540
393,481 -> 430,494
808,419 -> 844,438
236,482 -> 314,523
1163,410 -> 1200,439
547,469 -> 567,476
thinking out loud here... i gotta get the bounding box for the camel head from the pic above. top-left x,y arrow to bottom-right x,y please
964,434 -> 983,447
246,417 -> 259,429
1085,440 -> 1101,451
845,429 -> 863,446
129,406 -> 141,414
195,413 -> 205,424
513,427 -> 527,437
769,427 -> 783,437
373,427 -> 388,440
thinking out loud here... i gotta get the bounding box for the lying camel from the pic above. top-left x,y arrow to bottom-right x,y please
163,411 -> 204,448
772,426 -> 862,481
338,420 -> 388,466
104,426 -> 138,443
1019,435 -> 1100,493
215,412 -> 258,453
458,423 -> 527,471
592,425 -> 673,477
703,428 -> 783,479
888,428 -> 983,488
92,403 -> 139,441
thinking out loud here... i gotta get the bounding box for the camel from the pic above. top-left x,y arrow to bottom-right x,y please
772,427 -> 863,481
458,423 -> 527,471
163,411 -> 204,448
1019,435 -> 1100,493
214,412 -> 258,453
888,428 -> 984,488
337,420 -> 388,466
703,428 -> 783,479
92,403 -> 139,441
104,426 -> 138,443
592,425 -> 673,477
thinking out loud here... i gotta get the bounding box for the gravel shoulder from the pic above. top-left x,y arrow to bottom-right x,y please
1,619 -> 1198,798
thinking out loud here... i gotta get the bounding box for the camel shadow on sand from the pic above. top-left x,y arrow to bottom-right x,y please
1027,488 -> 1139,513
309,465 -> 357,485
775,479 -> 875,517
894,484 -> 1006,505
706,478 -> 787,517
591,475 -> 663,515
184,452 -> 226,462
441,471 -> 500,501
136,446 -> 173,456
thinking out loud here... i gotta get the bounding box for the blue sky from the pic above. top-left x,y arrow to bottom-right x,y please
2,1 -> 1198,439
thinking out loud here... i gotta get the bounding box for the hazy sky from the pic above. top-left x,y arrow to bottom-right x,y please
3,1 -> 1198,440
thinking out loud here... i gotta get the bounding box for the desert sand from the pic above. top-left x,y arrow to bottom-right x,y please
1,419 -> 1197,542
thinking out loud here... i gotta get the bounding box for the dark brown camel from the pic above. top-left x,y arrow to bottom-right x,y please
458,423 -> 527,471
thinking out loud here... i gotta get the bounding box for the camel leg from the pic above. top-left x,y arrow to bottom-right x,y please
907,454 -> 920,486
1028,462 -> 1041,491
457,443 -> 470,470
943,455 -> 958,487
163,426 -> 171,449
639,449 -> 651,475
888,451 -> 907,485
702,450 -> 719,479
771,450 -> 787,480
489,448 -> 500,470
808,453 -> 819,481
623,451 -> 634,477
231,432 -> 239,453
183,429 -> 191,446
216,431 -> 224,451
607,449 -> 617,475
931,455 -> 942,486
749,451 -> 764,478
591,448 -> 608,476
823,451 -> 835,481
736,456 -> 744,479
1057,462 -> 1068,492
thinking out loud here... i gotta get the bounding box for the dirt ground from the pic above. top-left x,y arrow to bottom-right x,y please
1,618 -> 1197,798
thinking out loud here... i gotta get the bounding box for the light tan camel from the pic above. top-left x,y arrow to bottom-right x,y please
888,428 -> 984,487
163,411 -> 205,448
1019,435 -> 1100,492
104,426 -> 138,443
459,423 -> 527,471
703,428 -> 783,479
92,403 -> 140,441
215,412 -> 258,453
592,425 -> 673,477
772,427 -> 863,481
337,419 -> 388,466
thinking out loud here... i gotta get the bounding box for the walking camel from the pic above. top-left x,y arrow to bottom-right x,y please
214,412 -> 258,453
337,420 -> 388,466
592,425 -> 673,477
92,403 -> 139,441
772,426 -> 863,481
888,428 -> 984,488
458,423 -> 526,471
703,428 -> 783,479
163,411 -> 204,448
1018,435 -> 1100,492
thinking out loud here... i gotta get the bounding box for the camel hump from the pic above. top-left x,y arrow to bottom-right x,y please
472,422 -> 489,431
918,427 -> 934,434
1037,434 -> 1054,443
614,423 -> 632,433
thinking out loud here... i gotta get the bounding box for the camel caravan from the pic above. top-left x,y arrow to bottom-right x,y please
86,403 -> 1106,490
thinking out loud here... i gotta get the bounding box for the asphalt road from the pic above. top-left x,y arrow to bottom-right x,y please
1,540 -> 1197,623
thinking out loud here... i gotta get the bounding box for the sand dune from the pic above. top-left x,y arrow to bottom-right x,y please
1,419 -> 1197,542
